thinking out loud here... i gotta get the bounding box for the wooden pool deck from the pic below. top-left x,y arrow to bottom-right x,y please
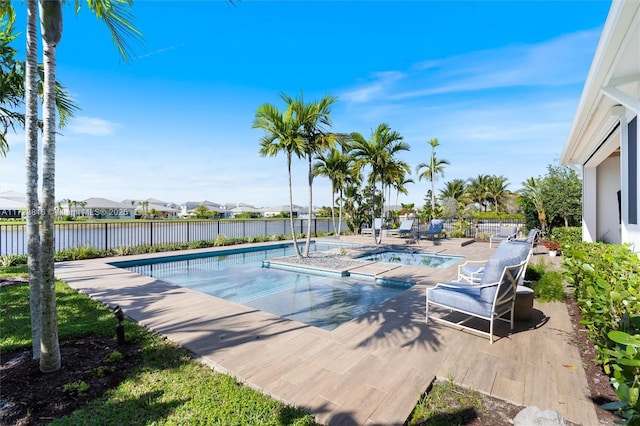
54,237 -> 597,425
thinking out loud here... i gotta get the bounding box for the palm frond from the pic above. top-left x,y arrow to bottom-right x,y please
80,0 -> 144,62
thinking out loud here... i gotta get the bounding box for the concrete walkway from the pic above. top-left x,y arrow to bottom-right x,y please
54,237 -> 597,425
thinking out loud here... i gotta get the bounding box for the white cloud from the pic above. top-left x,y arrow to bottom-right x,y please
68,116 -> 120,136
340,29 -> 601,104
340,71 -> 406,103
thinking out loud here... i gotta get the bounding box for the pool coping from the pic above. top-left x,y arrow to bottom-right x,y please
53,237 -> 598,425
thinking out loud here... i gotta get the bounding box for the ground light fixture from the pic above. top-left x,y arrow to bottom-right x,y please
112,305 -> 125,345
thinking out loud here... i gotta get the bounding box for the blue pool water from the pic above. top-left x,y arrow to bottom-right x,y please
112,242 -> 412,331
358,251 -> 463,268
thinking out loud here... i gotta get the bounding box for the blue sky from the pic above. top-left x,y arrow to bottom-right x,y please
1,0 -> 612,208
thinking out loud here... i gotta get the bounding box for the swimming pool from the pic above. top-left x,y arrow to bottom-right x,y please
112,242 -> 412,331
357,251 -> 463,268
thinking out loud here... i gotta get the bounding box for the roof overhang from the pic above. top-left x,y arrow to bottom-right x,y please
561,0 -> 640,166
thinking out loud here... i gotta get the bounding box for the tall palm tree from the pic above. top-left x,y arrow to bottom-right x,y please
415,138 -> 449,218
37,0 -> 64,373
32,0 -> 142,372
254,98 -> 305,257
289,92 -> 337,257
350,123 -> 408,244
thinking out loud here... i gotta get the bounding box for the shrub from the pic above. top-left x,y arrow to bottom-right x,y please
550,226 -> 582,245
525,261 -> 545,282
54,246 -> 106,261
533,270 -> 565,302
563,242 -> 640,423
0,254 -> 27,267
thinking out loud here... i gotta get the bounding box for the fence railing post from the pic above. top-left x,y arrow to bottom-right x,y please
105,222 -> 109,251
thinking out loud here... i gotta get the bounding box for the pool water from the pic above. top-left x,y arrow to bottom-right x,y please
358,251 -> 463,268
113,242 -> 412,331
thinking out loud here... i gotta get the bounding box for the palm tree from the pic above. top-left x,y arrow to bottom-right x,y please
254,97 -> 305,257
467,174 -> 492,212
486,175 -> 510,214
0,9 -> 22,157
399,202 -> 415,220
521,177 -> 547,234
313,146 -> 351,236
383,158 -> 411,225
393,175 -> 414,211
350,123 -> 408,244
30,0 -> 142,372
439,179 -> 468,203
37,0 -> 64,373
416,138 -> 449,218
289,92 -> 337,257
0,4 -> 76,159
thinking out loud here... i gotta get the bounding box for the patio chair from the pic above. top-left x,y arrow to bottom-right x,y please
426,255 -> 527,344
387,219 -> 414,237
514,228 -> 541,252
489,225 -> 518,248
361,218 -> 383,236
418,219 -> 445,239
458,239 -> 532,285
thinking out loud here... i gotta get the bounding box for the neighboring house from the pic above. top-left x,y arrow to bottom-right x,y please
229,205 -> 262,218
136,198 -> 179,219
561,0 -> 639,249
61,198 -> 135,219
0,192 -> 26,218
261,205 -> 304,218
181,200 -> 227,218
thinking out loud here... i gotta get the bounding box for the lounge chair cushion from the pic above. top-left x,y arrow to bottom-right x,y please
497,226 -> 517,238
459,263 -> 483,278
479,255 -> 521,303
494,240 -> 531,261
428,285 -> 492,317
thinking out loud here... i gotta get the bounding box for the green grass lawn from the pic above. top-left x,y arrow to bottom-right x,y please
0,269 -> 317,425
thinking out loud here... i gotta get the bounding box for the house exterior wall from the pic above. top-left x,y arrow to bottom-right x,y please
582,166 -> 597,242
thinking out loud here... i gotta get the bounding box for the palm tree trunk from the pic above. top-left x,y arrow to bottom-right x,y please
371,180 -> 378,245
287,154 -> 301,257
39,2 -> 62,372
304,156 -> 312,257
337,189 -> 343,236
377,182 -> 385,244
25,0 -> 41,360
330,185 -> 337,235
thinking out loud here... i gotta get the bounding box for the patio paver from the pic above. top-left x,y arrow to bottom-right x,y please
54,237 -> 598,425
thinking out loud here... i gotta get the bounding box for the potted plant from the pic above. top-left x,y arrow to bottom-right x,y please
544,241 -> 562,256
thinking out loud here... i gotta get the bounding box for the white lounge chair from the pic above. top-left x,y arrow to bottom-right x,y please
458,239 -> 532,285
427,256 -> 527,344
388,219 -> 414,237
489,225 -> 518,248
361,218 -> 383,235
